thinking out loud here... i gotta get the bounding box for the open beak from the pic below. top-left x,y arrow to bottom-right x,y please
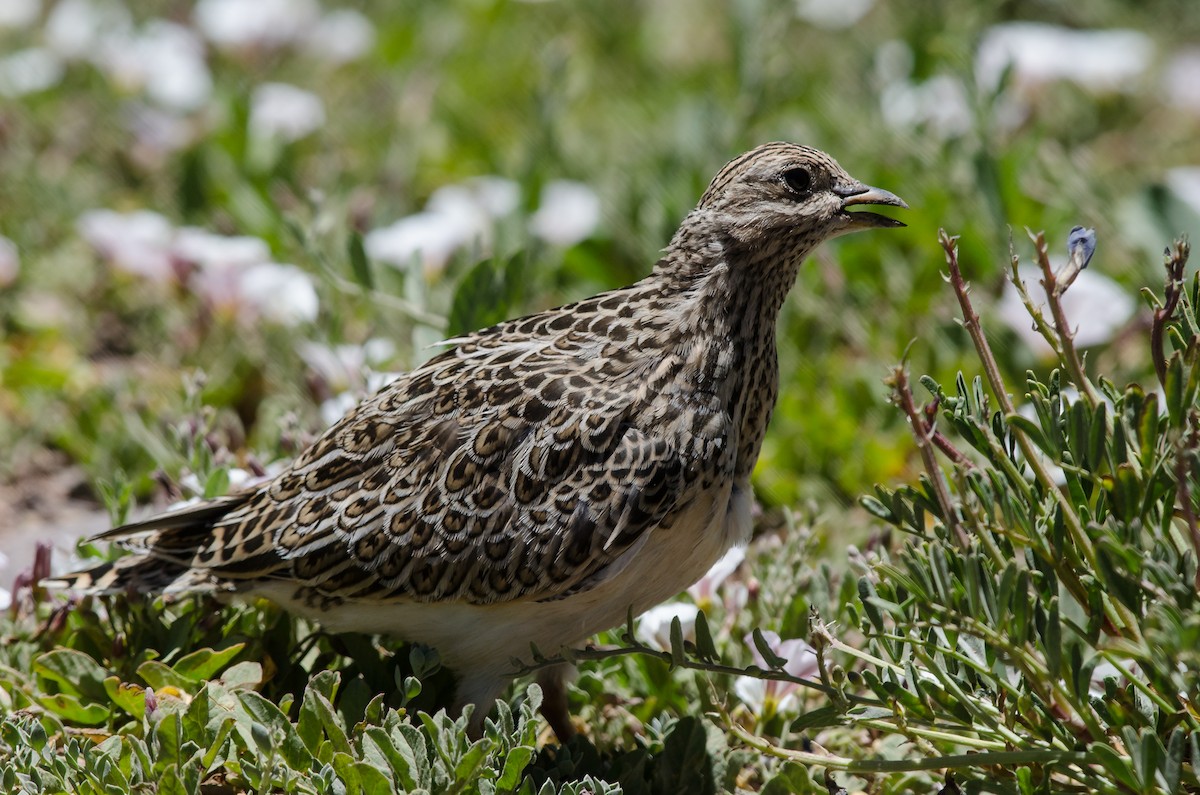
835,182 -> 908,231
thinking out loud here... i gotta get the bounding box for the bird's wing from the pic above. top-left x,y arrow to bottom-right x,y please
94,318 -> 699,605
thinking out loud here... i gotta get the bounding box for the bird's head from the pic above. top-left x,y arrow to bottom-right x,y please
688,142 -> 907,254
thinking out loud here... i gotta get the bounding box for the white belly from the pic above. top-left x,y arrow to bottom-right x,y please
254,480 -> 753,702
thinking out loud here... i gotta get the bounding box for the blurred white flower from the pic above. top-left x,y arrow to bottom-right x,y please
0,587 -> 10,611
635,601 -> 697,652
366,176 -> 519,275
302,10 -> 376,63
977,23 -> 1152,94
794,0 -> 874,29
298,338 -> 396,394
365,212 -> 474,274
125,105 -> 195,161
99,21 -> 212,112
173,227 -> 272,270
687,544 -> 745,609
734,630 -> 819,718
194,0 -> 320,50
0,235 -> 19,287
459,176 -> 521,218
0,0 -> 40,29
304,341 -> 403,429
1166,166 -> 1200,218
996,262 -> 1135,355
319,391 -> 359,426
1089,659 -> 1135,698
239,263 -> 320,326
529,180 -> 601,247
249,82 -> 326,142
45,0 -> 132,60
0,47 -> 64,98
78,209 -> 176,281
880,74 -> 972,139
1164,49 -> 1200,114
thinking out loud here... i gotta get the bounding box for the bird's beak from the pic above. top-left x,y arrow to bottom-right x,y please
835,182 -> 908,231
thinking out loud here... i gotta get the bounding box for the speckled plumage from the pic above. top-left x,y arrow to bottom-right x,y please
56,142 -> 905,739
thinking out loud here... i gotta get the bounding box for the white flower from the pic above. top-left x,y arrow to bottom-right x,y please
635,601 -> 697,652
365,212 -> 474,274
0,48 -> 64,98
529,180 -> 601,247
125,105 -> 195,160
302,10 -> 376,63
78,209 -> 176,281
238,263 -> 320,326
298,338 -> 394,393
365,176 -> 519,275
99,21 -> 212,112
734,631 -> 819,718
173,227 -> 272,270
249,82 -> 326,142
194,0 -> 320,50
45,0 -> 132,60
0,0 -> 40,29
1166,167 -> 1200,218
0,235 -> 18,287
319,391 -> 359,427
880,74 -> 972,139
977,23 -> 1152,94
794,0 -> 874,29
1164,49 -> 1200,114
0,587 -> 10,611
686,544 -> 745,609
996,262 -> 1135,355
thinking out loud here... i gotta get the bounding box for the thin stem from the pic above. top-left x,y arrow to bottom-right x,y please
1151,240 -> 1189,387
1029,229 -> 1102,407
889,365 -> 969,549
725,719 -> 1090,776
1176,410 -> 1200,591
938,231 -> 1100,613
514,638 -> 883,707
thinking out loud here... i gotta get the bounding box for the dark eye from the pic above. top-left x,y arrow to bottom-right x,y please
781,167 -> 812,196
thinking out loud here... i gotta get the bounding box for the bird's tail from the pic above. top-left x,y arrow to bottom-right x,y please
44,493 -> 251,596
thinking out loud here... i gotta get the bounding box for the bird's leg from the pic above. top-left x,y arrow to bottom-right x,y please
536,663 -> 576,743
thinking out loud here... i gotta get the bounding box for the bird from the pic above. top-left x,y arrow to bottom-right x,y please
52,142 -> 906,741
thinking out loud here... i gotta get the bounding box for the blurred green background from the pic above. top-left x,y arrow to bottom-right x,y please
3,0 -> 1200,571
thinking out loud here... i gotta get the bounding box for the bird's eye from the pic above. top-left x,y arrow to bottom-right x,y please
782,167 -> 812,196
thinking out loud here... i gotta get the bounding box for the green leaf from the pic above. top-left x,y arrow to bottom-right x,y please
1044,598 -> 1061,680
669,616 -> 686,668
154,712 -> 183,769
103,677 -> 148,718
34,692 -> 111,725
203,466 -> 230,498
751,628 -> 787,669
138,661 -> 195,693
446,254 -> 527,337
693,609 -> 718,662
787,705 -> 843,732
453,738 -> 492,783
237,691 -> 313,770
218,661 -> 263,690
34,649 -> 110,702
172,644 -> 245,682
362,727 -> 419,791
496,746 -> 534,792
760,761 -> 812,795
348,230 -> 374,290
157,765 -> 187,795
652,717 -> 715,795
